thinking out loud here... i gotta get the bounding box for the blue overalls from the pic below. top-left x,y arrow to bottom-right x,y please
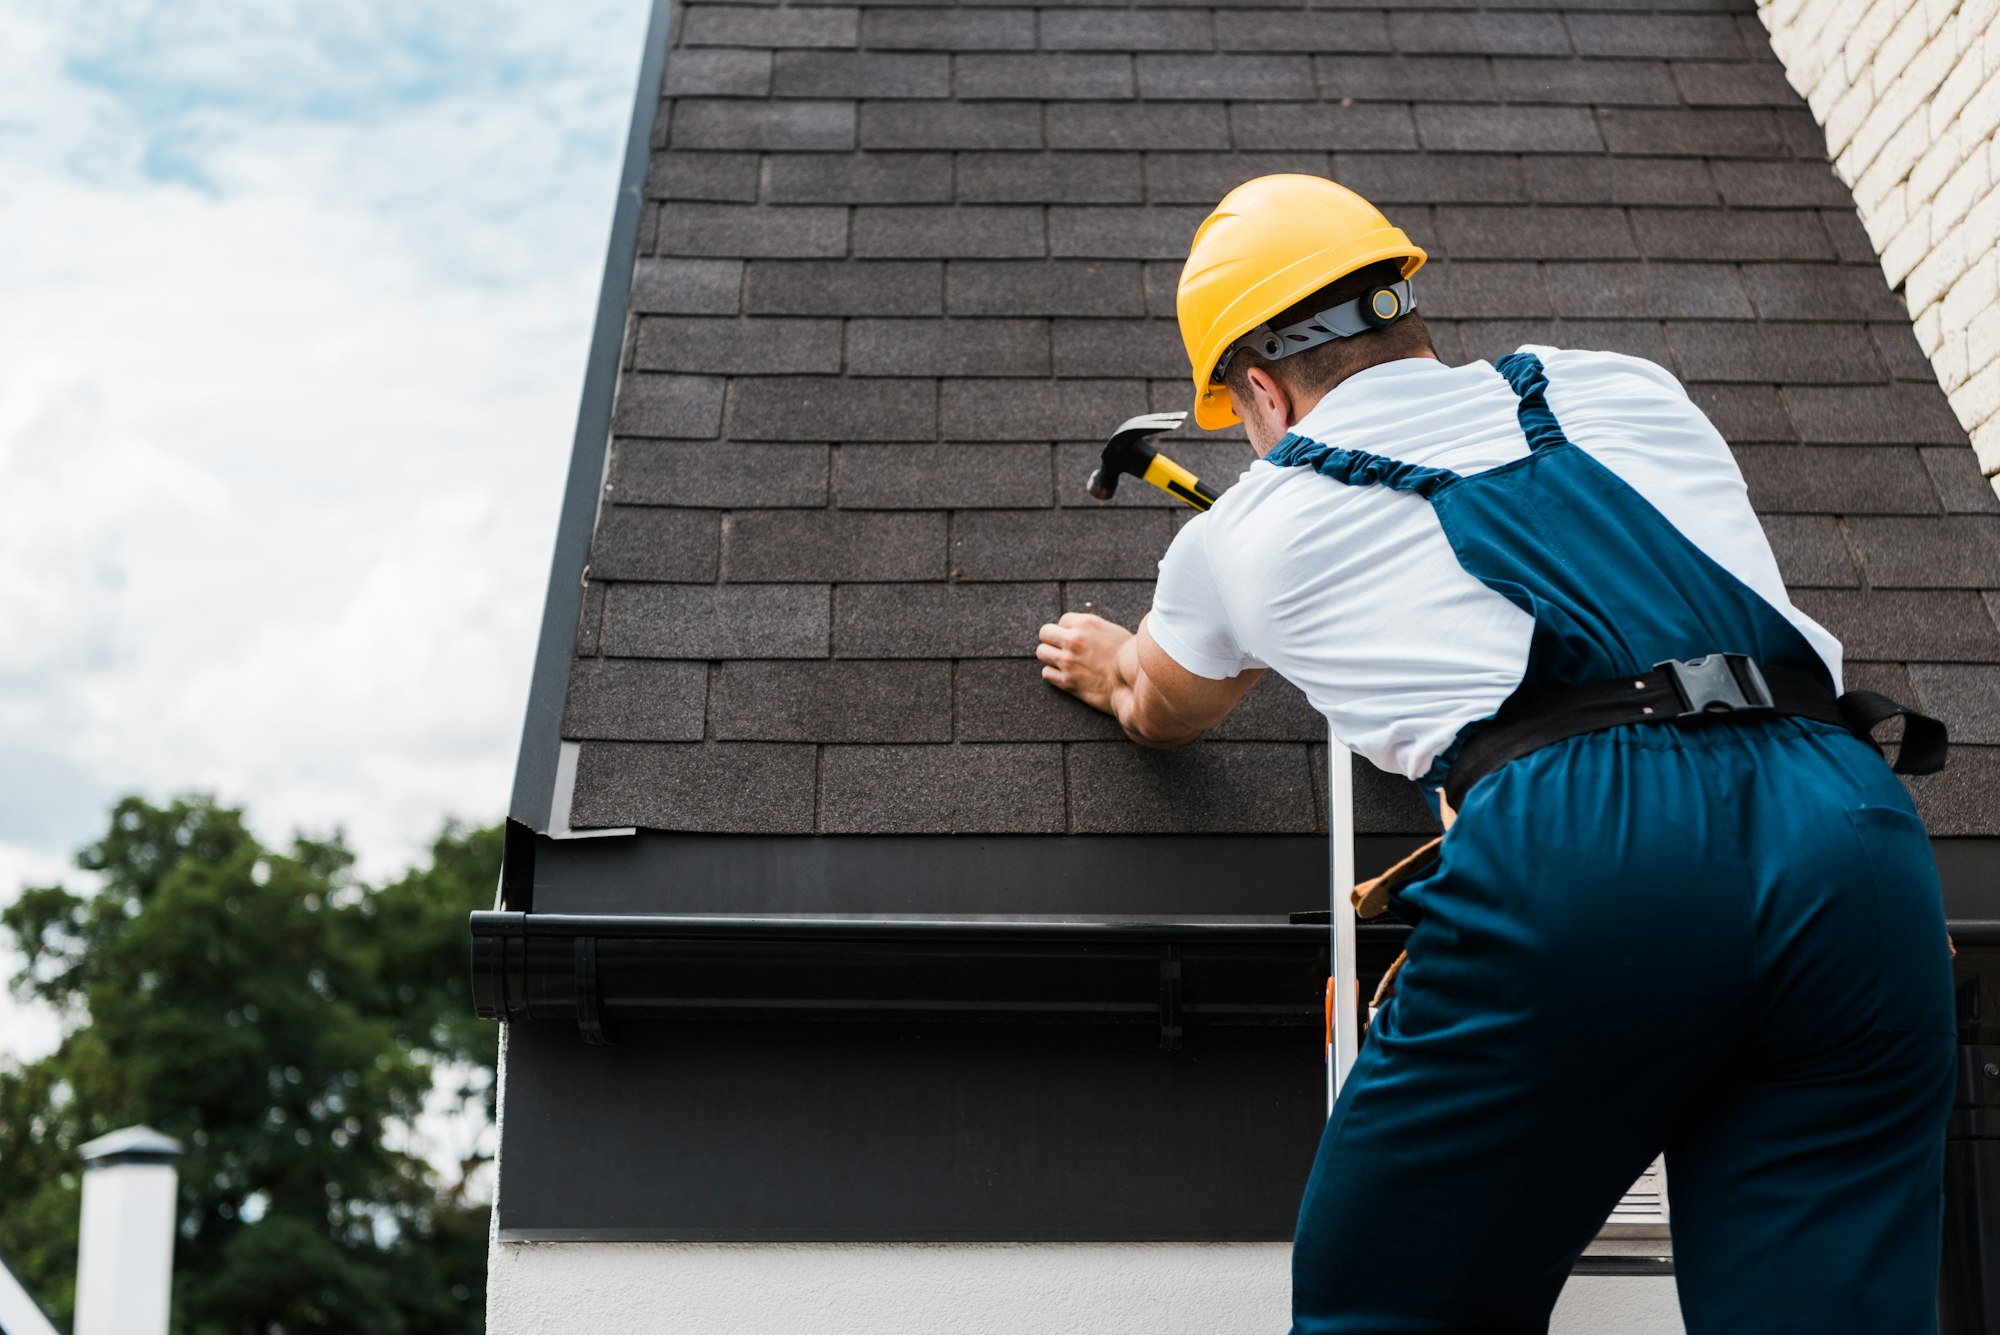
1271,354 -> 1959,1334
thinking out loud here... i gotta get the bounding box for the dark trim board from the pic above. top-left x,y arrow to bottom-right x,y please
508,0 -> 674,832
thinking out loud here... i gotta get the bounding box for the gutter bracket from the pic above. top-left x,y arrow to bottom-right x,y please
576,937 -> 614,1046
1159,945 -> 1183,1052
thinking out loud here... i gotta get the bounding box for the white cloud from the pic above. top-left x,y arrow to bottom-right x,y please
0,0 -> 652,1060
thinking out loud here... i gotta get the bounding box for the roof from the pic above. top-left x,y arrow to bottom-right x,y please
78,1123 -> 183,1164
519,0 -> 2000,843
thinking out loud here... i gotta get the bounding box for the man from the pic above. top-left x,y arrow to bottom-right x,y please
1035,174 -> 1956,1333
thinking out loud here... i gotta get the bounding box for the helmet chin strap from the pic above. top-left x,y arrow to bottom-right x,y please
1211,279 -> 1417,385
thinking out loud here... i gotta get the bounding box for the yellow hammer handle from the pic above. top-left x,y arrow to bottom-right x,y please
1139,453 -> 1216,512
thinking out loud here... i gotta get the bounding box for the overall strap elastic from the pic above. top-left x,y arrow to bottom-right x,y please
1265,432 -> 1459,498
1492,353 -> 1570,453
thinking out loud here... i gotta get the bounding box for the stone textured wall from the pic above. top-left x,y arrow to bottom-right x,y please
1757,0 -> 2000,491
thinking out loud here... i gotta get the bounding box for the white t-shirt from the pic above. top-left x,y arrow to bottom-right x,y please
1147,346 -> 1843,782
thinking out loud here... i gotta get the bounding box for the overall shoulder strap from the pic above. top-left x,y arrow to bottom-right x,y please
1492,352 -> 1569,453
1265,432 -> 1459,498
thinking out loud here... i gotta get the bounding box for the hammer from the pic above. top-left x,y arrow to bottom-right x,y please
1086,411 -> 1220,512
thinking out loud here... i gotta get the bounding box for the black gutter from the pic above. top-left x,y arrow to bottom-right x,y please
507,0 -> 676,834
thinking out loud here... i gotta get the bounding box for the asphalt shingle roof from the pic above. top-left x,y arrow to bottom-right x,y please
558,0 -> 2000,838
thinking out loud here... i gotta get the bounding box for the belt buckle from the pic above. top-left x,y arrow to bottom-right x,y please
1655,654 -> 1774,718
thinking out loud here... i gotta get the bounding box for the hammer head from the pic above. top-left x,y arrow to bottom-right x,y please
1087,410 -> 1189,501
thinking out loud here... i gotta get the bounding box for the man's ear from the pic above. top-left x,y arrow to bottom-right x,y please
1243,365 -> 1296,429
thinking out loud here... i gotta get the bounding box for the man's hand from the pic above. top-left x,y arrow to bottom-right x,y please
1036,611 -> 1264,748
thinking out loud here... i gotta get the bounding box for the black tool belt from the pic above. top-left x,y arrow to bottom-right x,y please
1443,653 -> 1950,811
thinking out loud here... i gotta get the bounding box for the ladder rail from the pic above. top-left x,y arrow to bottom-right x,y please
1328,735 -> 1360,1110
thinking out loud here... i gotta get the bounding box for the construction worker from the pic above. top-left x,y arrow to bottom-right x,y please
1035,174 -> 1956,1334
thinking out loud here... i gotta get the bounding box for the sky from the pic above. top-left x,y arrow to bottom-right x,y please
0,0 -> 653,1062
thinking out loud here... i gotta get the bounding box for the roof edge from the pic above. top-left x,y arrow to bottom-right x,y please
508,0 -> 676,832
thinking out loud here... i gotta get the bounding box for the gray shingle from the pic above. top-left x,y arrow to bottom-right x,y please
611,440 -> 831,508
1733,446 -> 1941,514
852,205 -> 1046,257
612,373 -> 727,437
1568,13 -> 1745,57
1231,103 -> 1418,150
1048,103 -> 1232,151
635,316 -> 844,374
1461,318 -> 1671,366
941,377 -> 1146,438
1671,60 -> 1805,106
726,509 -> 949,580
1910,665 -> 2000,745
575,580 -> 606,656
838,443 -> 1054,508
953,508 -> 1173,579
1921,448 -> 2000,514
1048,206 -> 1209,258
1600,107 -> 1784,157
859,100 -> 1042,148
660,203 -> 849,257
1759,514 -> 1858,587
1846,517 -> 2000,589
1740,264 -> 1910,321
1067,743 -> 1318,833
1780,385 -> 1969,445
603,582 -> 832,658
1905,745 -> 2000,835
860,8 -> 1036,49
820,744 -> 1066,832
1416,262 -> 1550,318
671,100 -> 857,152
1388,11 -> 1569,54
1709,160 -> 1851,207
1632,209 -> 1831,260
1331,153 -> 1525,204
1521,155 -> 1716,206
1052,318 -> 1186,377
563,659 -> 709,741
1542,262 -> 1752,320
1791,590 -> 2000,662
1489,57 -> 1679,104
1669,321 -> 1883,383
680,5 -> 860,48
764,151 -> 952,202
1219,11 -> 1391,52
954,657 -> 1127,740
1415,104 -> 1603,153
665,49 -> 774,97
835,582 -> 1060,656
1146,151 -> 1330,203
1041,9 -> 1213,50
1061,581 -> 1157,627
645,151 -> 762,202
1137,54 -> 1315,100
745,259 -> 944,314
773,50 -> 950,98
1317,55 -> 1495,102
632,257 -> 745,314
1207,676 -> 1321,740
711,659 -> 951,740
956,53 -> 1134,99
589,506 -> 723,581
570,742 -> 818,833
1873,323 -> 1937,383
1687,384 -> 1794,441
1436,206 -> 1636,259
728,375 -> 938,440
958,153 -> 1143,204
848,317 -> 1052,375
947,260 -> 1147,315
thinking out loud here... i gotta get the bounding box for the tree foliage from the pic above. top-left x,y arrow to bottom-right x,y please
0,796 -> 499,1334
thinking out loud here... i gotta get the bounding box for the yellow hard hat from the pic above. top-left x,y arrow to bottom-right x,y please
1178,175 -> 1427,430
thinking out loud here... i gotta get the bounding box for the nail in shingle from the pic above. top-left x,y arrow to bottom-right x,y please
727,510 -> 948,581
612,440 -> 830,508
665,49 -> 774,98
1780,385 -> 1968,445
953,509 -> 1173,580
1067,743 -> 1318,833
1415,105 -> 1602,153
1758,514 -> 1859,588
635,317 -> 843,374
612,373 -> 726,437
772,50 -> 950,99
1048,206 -> 1209,258
1489,57 -> 1678,105
570,742 -> 818,833
589,506 -> 723,582
603,583 -> 831,658
632,258 -> 744,314
645,152 -> 761,202
564,659 -> 709,742
660,203 -> 849,258
1568,13 -> 1744,58
764,152 -> 952,203
671,100 -> 857,152
728,376 -> 938,441
1138,54 -> 1315,100
860,100 -> 1042,149
861,7 -> 1036,50
838,443 -> 1053,509
954,658 -> 1127,741
957,153 -> 1143,205
819,744 -> 1066,833
712,660 -> 952,742
1318,56 -> 1496,103
956,53 -> 1134,99
1048,103 -> 1232,151
1061,581 -> 1157,627
745,260 -> 944,315
1231,103 -> 1417,151
852,205 -> 1046,258
1389,11 -> 1569,55
1041,9 -> 1213,50
1733,446 -> 1941,515
848,318 -> 1051,376
1670,321 -> 1881,384
835,582 -> 1061,657
680,5 -> 860,48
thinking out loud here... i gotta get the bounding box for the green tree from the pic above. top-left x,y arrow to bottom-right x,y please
0,796 -> 499,1334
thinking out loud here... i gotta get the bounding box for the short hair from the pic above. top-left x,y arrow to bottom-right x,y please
1219,259 -> 1435,405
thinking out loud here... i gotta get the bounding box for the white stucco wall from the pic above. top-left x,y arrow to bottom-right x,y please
1757,0 -> 2000,492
